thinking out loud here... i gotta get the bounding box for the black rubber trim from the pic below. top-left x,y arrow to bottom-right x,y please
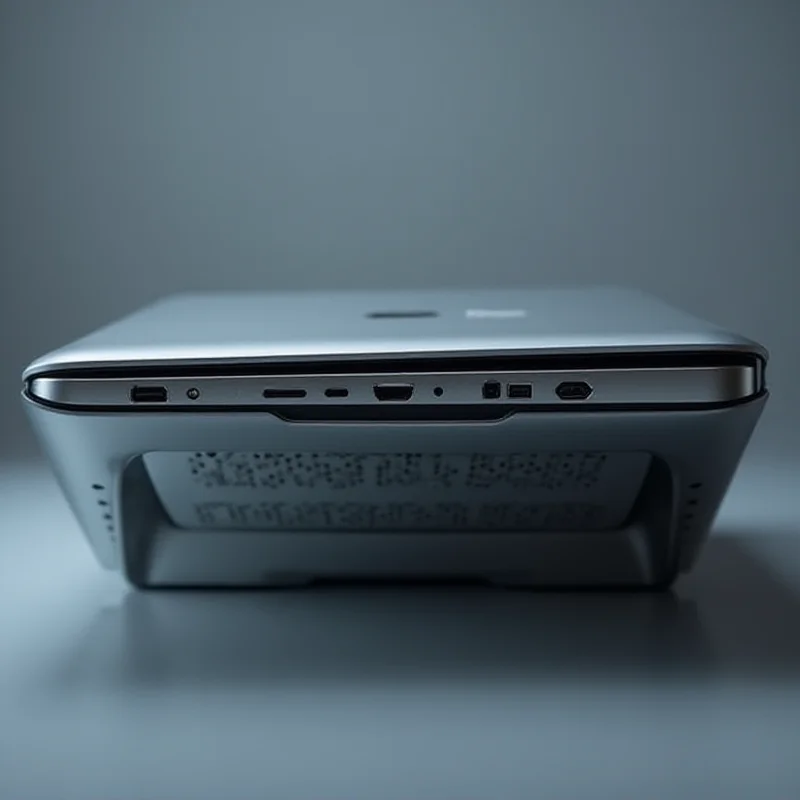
24,391 -> 767,420
28,350 -> 764,380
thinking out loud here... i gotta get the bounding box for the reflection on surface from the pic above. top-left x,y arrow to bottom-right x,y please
59,588 -> 709,689
48,534 -> 800,692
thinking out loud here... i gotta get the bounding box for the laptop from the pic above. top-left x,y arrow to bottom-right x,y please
22,287 -> 768,589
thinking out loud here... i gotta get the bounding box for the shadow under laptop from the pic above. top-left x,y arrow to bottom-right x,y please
48,531 -> 800,693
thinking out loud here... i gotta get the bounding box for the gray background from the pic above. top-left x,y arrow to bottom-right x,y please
1,2 -> 799,798
1,0 -> 798,459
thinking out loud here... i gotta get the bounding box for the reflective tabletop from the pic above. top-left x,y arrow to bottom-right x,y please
1,460 -> 799,800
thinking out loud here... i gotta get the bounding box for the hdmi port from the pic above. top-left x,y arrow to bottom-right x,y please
555,381 -> 593,401
373,383 -> 414,402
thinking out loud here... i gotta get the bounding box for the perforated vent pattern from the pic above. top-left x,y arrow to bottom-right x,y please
186,452 -> 610,493
680,481 -> 705,536
190,500 -> 606,531
143,450 -> 652,533
91,482 -> 116,541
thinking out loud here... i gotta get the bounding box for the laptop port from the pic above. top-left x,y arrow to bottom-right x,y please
373,383 -> 414,402
262,388 -> 307,399
130,385 -> 168,403
555,381 -> 593,401
482,380 -> 502,399
507,383 -> 533,399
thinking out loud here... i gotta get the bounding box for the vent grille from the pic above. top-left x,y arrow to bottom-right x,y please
186,451 -> 612,492
680,481 -> 705,536
91,482 -> 116,541
143,451 -> 652,533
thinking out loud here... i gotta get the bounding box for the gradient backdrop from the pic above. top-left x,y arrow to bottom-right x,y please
1,3 -> 799,799
1,0 -> 798,460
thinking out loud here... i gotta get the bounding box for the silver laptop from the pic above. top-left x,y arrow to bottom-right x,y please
22,287 -> 768,589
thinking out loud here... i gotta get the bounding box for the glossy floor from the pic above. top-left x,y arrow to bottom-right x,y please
1,459 -> 799,799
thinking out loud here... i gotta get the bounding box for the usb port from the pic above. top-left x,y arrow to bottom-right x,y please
507,383 -> 532,399
130,385 -> 168,403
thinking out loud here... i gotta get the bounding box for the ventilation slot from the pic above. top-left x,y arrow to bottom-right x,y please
679,482 -> 704,536
92,482 -> 116,542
